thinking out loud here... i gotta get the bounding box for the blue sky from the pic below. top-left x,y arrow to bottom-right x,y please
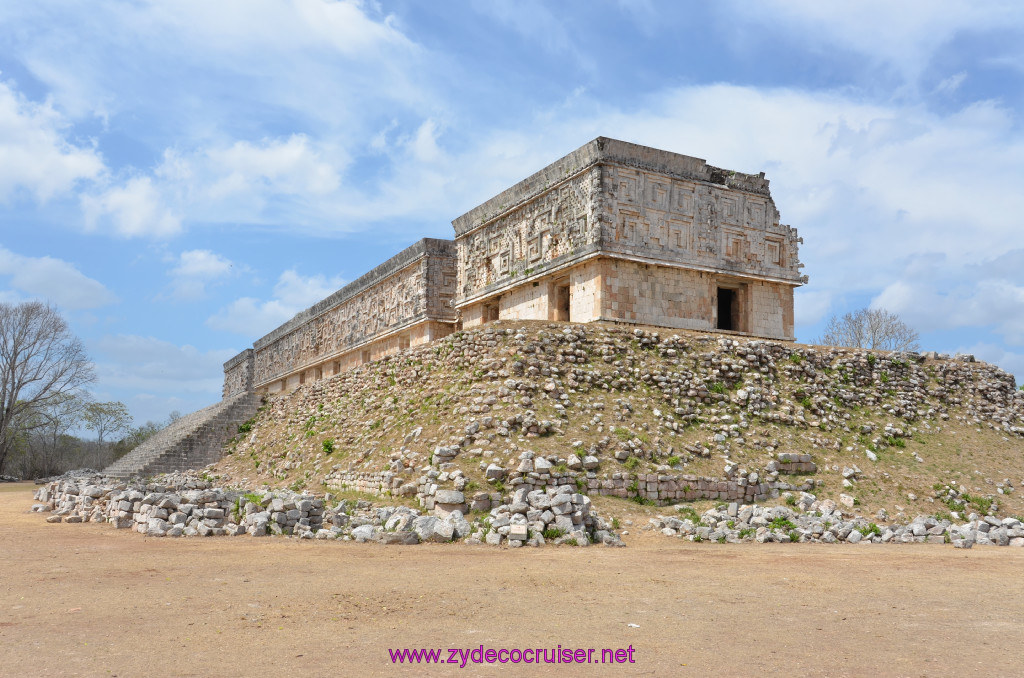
1,0 -> 1023,427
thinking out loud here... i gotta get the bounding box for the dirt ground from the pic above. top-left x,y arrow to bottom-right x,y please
2,483 -> 1022,677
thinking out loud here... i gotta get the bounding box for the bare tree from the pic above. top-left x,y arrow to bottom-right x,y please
83,400 -> 132,444
0,302 -> 95,474
817,307 -> 920,352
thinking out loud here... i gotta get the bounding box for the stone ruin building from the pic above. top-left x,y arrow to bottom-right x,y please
106,137 -> 806,478
225,136 -> 806,397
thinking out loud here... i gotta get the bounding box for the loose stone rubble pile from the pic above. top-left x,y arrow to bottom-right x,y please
479,485 -> 624,547
31,473 -> 622,547
647,494 -> 1024,548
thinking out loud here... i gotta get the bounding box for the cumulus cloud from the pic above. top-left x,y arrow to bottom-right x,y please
165,249 -> 236,300
204,135 -> 341,198
0,245 -> 116,309
81,176 -> 181,238
146,134 -> 347,228
1,0 -> 429,236
0,80 -> 104,202
2,0 -> 429,138
871,252 -> 1024,344
206,269 -> 346,337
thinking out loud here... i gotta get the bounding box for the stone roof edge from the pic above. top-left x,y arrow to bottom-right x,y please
451,137 -> 773,236
253,237 -> 455,350
223,348 -> 253,371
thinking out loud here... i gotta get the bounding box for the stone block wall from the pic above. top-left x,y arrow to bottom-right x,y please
224,137 -> 806,399
567,260 -> 603,322
600,259 -> 714,331
323,470 -> 398,496
749,280 -> 795,340
595,259 -> 795,339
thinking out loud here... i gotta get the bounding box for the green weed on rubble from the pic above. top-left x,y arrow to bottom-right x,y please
676,507 -> 700,523
769,516 -> 797,531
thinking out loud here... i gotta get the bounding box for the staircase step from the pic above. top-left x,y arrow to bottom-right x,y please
104,393 -> 262,478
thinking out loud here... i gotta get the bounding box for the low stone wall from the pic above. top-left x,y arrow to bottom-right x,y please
323,470 -> 399,496
449,449 -> 816,507
648,494 -> 1024,548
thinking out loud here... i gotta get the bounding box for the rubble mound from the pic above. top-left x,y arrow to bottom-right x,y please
213,320 -> 1022,530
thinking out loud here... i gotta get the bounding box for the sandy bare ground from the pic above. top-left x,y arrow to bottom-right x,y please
1,483 -> 1022,677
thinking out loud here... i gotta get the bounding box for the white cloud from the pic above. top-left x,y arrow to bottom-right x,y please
3,0 -> 429,134
794,289 -> 834,331
81,176 -> 181,238
0,245 -> 116,309
873,274 -> 1024,345
470,0 -> 581,63
71,134 -> 352,238
1,0 -> 433,236
272,269 -> 345,309
0,80 -> 104,202
172,249 -> 234,279
166,249 -> 236,300
207,269 -> 346,337
408,119 -> 442,164
934,72 -> 967,95
150,0 -> 415,60
93,334 -> 234,388
204,135 -> 342,199
727,0 -> 1024,82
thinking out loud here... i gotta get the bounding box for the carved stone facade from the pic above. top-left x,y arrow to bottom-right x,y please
224,238 -> 457,395
224,138 -> 806,396
452,137 -> 805,337
222,349 -> 254,398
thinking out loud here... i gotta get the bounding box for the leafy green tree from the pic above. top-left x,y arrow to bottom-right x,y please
83,400 -> 133,444
110,420 -> 165,461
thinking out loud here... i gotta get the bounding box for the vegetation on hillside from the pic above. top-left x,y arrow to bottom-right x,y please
214,320 -> 1024,523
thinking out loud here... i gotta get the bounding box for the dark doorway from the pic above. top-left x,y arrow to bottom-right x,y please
555,284 -> 570,322
484,303 -> 500,323
717,288 -> 735,331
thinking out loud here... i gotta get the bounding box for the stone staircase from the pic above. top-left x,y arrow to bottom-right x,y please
104,393 -> 263,478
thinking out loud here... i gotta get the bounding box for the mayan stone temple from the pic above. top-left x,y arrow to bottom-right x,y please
223,137 -> 806,398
